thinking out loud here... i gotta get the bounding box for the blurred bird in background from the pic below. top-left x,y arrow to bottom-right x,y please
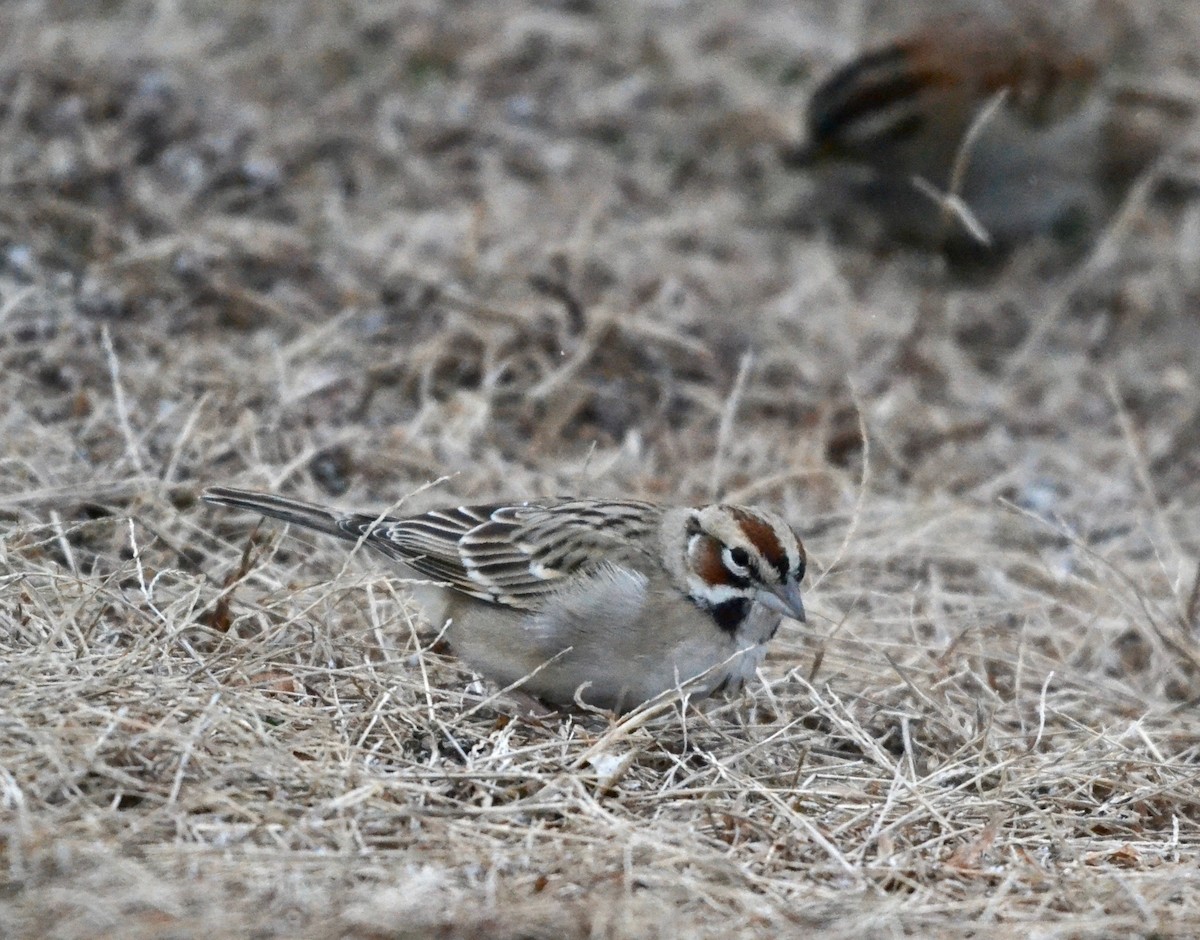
785,0 -> 1192,254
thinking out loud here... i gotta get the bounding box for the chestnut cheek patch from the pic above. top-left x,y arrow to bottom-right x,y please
689,535 -> 750,590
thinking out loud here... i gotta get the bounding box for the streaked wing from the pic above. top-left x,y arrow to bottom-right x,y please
346,499 -> 661,610
338,505 -> 489,588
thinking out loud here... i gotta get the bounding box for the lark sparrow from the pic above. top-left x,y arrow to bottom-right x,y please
202,486 -> 808,712
790,5 -> 1115,244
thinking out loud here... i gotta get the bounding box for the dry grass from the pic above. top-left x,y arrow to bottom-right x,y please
3,1 -> 1200,937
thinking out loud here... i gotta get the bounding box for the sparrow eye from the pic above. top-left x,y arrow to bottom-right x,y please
725,546 -> 751,574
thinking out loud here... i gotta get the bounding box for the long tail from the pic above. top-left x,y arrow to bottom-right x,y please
202,486 -> 357,542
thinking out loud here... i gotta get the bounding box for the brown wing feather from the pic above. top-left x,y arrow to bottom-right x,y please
359,499 -> 662,609
203,487 -> 664,612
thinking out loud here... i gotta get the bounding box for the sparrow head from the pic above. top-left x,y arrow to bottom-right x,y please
682,505 -> 807,633
799,13 -> 1102,174
803,40 -> 934,168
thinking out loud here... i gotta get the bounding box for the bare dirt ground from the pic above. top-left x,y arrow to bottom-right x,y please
2,1 -> 1200,937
